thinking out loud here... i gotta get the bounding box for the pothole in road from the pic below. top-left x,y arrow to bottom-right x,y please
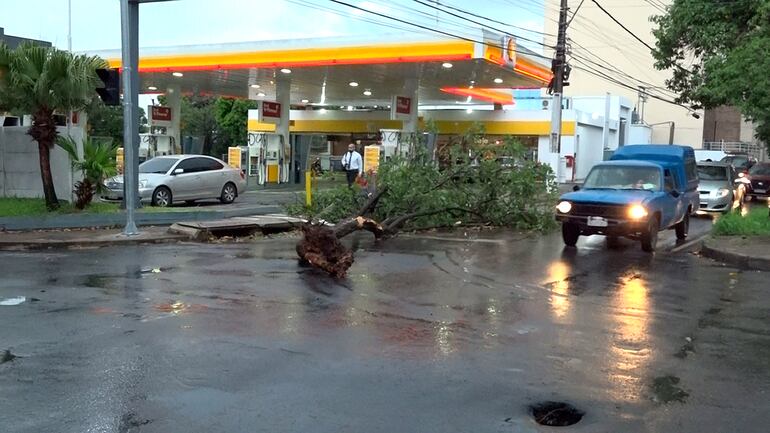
530,401 -> 584,427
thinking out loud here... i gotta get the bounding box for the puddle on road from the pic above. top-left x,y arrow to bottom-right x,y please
651,375 -> 689,404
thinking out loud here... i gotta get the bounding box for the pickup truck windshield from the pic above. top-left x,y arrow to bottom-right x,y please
583,166 -> 662,191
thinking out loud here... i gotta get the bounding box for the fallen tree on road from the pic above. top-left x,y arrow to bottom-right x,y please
292,135 -> 558,277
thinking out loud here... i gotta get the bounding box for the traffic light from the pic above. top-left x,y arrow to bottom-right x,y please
95,68 -> 120,106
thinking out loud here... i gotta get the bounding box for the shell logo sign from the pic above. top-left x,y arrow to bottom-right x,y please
502,36 -> 517,66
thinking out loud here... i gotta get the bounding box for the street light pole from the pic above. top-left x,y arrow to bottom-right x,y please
67,0 -> 72,52
120,0 -> 139,235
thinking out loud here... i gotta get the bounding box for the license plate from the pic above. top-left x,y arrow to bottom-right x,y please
755,189 -> 766,194
587,216 -> 608,227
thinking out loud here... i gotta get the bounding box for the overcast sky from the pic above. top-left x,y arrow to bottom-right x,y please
2,0 -> 547,52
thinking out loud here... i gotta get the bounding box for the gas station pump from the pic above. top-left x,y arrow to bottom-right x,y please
139,133 -> 178,162
248,132 -> 289,185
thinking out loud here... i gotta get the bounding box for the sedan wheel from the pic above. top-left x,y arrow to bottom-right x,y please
152,187 -> 172,207
220,183 -> 237,204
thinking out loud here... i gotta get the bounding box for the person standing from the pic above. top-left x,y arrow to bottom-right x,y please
341,143 -> 363,187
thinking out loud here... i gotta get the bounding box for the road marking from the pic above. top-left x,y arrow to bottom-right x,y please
400,235 -> 507,244
670,233 -> 709,253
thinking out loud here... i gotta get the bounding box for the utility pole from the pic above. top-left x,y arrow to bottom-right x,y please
637,86 -> 648,123
550,0 -> 569,180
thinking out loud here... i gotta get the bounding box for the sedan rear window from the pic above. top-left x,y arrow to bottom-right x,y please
139,157 -> 177,174
697,165 -> 728,180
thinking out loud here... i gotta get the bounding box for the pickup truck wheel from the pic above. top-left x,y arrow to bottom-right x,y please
562,222 -> 580,247
675,212 -> 689,240
641,216 -> 659,252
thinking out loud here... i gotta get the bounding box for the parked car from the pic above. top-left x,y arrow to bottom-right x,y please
745,162 -> 770,202
102,155 -> 246,207
555,145 -> 699,252
721,153 -> 757,176
696,161 -> 744,213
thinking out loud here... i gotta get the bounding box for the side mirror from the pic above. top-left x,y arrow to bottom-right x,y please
173,168 -> 184,175
670,189 -> 681,198
572,184 -> 581,191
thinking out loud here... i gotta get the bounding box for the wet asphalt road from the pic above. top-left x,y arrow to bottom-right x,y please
1,216 -> 770,433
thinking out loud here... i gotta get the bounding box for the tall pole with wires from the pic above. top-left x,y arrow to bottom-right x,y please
550,0 -> 569,181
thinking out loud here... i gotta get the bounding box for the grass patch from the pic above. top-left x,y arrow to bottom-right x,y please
0,197 -> 120,217
712,207 -> 770,236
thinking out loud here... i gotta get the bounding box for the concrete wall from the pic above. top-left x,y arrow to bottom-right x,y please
629,125 -> 652,145
0,126 -> 82,201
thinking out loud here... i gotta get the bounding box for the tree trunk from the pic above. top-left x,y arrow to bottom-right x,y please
28,108 -> 59,210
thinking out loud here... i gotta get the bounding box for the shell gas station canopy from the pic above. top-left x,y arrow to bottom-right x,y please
93,31 -> 552,106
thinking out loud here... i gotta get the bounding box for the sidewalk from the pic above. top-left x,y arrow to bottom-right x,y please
701,235 -> 770,271
0,204 -> 282,231
0,226 -> 185,249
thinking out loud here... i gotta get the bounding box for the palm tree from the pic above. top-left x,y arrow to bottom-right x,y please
0,42 -> 106,210
57,136 -> 118,209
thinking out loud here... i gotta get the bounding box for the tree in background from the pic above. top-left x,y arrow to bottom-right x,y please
158,94 -> 219,156
214,97 -> 257,157
0,42 -> 105,210
652,1 -> 770,150
87,102 -> 148,146
57,136 -> 117,209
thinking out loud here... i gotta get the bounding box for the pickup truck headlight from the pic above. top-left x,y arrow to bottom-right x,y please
628,204 -> 648,220
556,201 -> 572,214
716,188 -> 730,198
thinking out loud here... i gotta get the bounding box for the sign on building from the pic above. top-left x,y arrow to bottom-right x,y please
258,101 -> 282,124
390,96 -> 412,121
149,105 -> 172,127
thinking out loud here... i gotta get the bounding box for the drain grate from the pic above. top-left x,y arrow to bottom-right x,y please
530,401 -> 584,427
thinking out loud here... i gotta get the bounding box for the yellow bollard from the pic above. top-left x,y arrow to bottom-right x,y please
305,171 -> 312,207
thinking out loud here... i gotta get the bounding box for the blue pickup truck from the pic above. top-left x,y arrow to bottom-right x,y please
556,145 -> 699,252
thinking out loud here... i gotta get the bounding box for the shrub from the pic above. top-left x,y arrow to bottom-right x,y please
289,134 -> 558,233
712,208 -> 770,236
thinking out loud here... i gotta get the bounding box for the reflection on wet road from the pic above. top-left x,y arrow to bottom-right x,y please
1,221 -> 769,432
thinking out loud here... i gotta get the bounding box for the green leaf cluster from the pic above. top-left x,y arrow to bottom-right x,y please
291,128 -> 558,233
652,1 -> 770,149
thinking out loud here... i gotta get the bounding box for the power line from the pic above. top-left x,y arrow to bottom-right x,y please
323,0 -> 553,60
571,57 -> 692,111
412,0 -> 555,49
590,0 -> 655,52
420,0 -> 556,37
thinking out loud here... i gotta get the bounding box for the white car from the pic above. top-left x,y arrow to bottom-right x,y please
103,155 -> 246,207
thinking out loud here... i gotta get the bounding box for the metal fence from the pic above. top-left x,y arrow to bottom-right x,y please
702,141 -> 767,161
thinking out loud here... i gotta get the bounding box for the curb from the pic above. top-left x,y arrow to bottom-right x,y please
0,205 -> 283,231
0,233 -> 187,250
700,239 -> 770,271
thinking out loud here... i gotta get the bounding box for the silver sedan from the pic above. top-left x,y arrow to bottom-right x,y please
696,161 -> 744,213
102,155 -> 247,207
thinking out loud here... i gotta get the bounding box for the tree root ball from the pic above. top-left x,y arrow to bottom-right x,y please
296,224 -> 354,278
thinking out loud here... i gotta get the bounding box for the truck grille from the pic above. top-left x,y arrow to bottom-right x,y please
751,180 -> 766,189
570,203 -> 627,218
